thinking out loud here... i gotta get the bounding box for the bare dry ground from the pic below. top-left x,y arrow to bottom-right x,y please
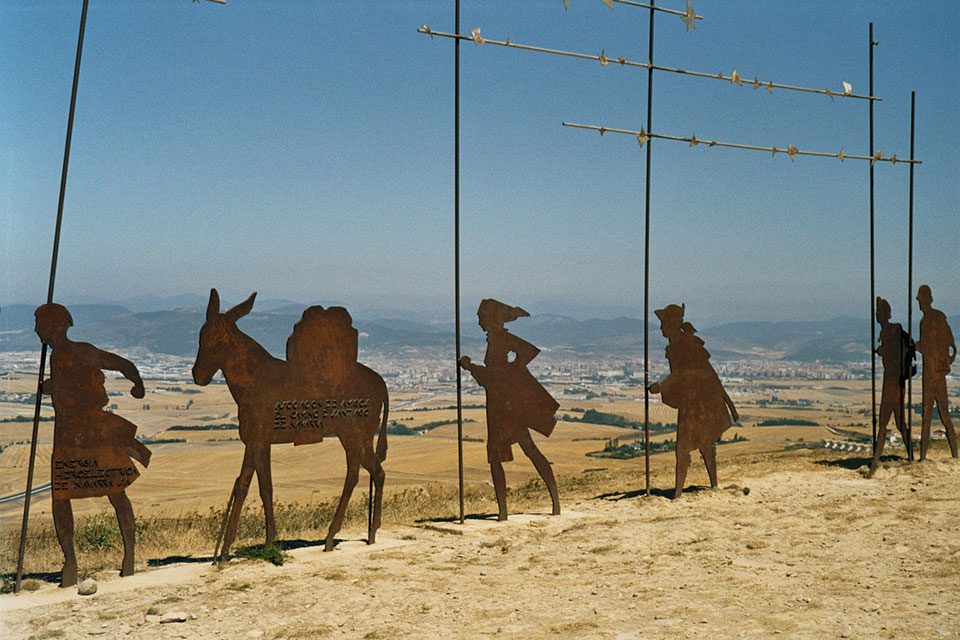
2,446 -> 959,640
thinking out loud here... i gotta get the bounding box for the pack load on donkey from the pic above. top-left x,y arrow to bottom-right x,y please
276,305 -> 371,445
192,290 -> 388,559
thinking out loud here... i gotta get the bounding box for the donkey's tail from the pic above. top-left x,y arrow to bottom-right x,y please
375,385 -> 389,462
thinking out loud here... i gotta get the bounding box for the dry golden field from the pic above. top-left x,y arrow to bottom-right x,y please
0,371 -> 896,528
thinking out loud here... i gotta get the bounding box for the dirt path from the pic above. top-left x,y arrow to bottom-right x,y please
3,453 -> 959,639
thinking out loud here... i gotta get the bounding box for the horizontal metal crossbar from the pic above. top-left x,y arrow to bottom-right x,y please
562,121 -> 921,165
417,26 -> 881,102
589,0 -> 703,22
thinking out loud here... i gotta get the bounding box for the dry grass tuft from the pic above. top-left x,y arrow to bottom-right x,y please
272,625 -> 335,639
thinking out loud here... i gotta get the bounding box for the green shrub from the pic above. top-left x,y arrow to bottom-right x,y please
76,514 -> 120,552
234,545 -> 287,566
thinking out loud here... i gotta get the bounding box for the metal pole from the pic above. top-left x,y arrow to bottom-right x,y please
869,23 -> 877,454
643,0 -> 655,496
907,90 -> 916,460
15,0 -> 90,594
454,0 -> 465,524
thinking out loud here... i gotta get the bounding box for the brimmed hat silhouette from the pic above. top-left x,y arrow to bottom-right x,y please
654,303 -> 685,325
478,299 -> 529,326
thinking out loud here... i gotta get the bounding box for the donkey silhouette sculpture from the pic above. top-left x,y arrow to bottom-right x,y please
192,289 -> 388,560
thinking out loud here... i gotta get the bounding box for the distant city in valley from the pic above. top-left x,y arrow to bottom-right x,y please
4,297 -> 955,386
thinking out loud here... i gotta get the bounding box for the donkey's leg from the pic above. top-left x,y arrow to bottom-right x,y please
325,451 -> 360,552
221,448 -> 257,559
255,447 -> 277,547
358,443 -> 385,544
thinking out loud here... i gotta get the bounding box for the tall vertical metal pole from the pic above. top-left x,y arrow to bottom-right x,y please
906,91 -> 916,460
454,0 -> 465,524
642,1 -> 655,496
868,23 -> 877,453
15,0 -> 90,594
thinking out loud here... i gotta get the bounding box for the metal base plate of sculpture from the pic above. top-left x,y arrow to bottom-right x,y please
459,298 -> 560,520
868,296 -> 916,476
192,290 -> 388,560
35,303 -> 151,587
648,304 -> 738,499
916,285 -> 958,460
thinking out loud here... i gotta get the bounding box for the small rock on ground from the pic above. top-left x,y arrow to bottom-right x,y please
77,579 -> 97,596
160,611 -> 189,624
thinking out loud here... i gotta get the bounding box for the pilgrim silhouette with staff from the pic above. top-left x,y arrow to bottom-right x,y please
35,303 -> 151,587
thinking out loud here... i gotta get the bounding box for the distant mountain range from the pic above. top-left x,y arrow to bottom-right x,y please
0,304 -> 472,359
5,301 -> 952,363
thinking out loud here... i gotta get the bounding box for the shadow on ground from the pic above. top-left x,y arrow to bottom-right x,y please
593,485 -> 712,501
149,538 -> 331,568
148,554 -> 214,568
814,454 -> 908,470
273,538 -> 327,551
416,513 -> 501,524
1,571 -> 62,591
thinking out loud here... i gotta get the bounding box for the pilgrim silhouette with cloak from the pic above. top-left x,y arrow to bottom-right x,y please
459,299 -> 560,520
916,285 -> 957,460
648,304 -> 738,498
868,296 -> 916,475
35,303 -> 151,587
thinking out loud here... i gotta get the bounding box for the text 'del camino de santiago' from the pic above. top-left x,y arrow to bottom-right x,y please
273,398 -> 371,431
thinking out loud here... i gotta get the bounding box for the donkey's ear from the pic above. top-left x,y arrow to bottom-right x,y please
225,292 -> 257,322
206,288 -> 221,321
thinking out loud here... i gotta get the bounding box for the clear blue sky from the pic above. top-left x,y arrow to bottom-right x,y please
2,1 -> 957,324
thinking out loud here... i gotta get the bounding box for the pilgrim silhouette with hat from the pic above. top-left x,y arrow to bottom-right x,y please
459,299 -> 560,520
916,285 -> 957,460
35,303 -> 151,586
868,296 -> 916,475
648,303 -> 738,498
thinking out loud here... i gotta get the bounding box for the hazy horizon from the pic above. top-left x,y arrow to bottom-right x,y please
4,289 -> 955,329
4,1 -> 958,327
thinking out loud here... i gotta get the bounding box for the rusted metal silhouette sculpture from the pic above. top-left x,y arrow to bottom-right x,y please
648,304 -> 738,498
35,303 -> 151,587
916,285 -> 957,460
868,296 -> 916,475
459,299 -> 560,520
192,290 -> 388,560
